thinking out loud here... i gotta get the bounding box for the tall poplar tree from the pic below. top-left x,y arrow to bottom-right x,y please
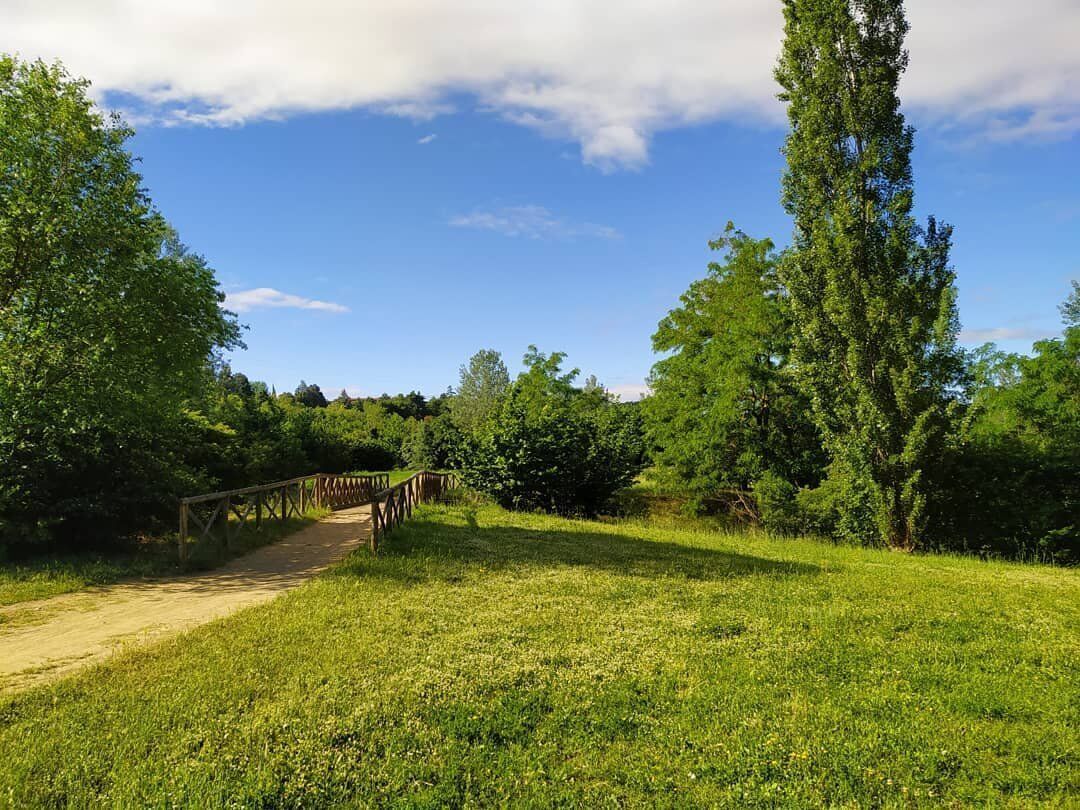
775,0 -> 962,548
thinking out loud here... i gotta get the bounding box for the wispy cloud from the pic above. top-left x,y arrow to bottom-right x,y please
449,205 -> 620,240
959,326 -> 1057,343
417,133 -> 437,144
224,287 -> 349,314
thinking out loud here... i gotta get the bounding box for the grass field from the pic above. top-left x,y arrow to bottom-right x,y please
1,500 -> 1077,806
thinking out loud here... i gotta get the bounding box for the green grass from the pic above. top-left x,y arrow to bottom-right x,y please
0,552 -> 171,608
1,501 -> 1077,806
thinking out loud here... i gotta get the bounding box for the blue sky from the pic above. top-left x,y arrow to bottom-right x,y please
6,1 -> 1078,398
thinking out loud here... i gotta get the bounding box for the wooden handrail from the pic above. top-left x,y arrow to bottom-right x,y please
369,471 -> 458,553
180,474 -> 320,505
177,472 -> 391,560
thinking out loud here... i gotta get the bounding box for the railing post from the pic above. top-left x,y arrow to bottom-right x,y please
371,497 -> 381,554
224,494 -> 232,550
178,502 -> 189,562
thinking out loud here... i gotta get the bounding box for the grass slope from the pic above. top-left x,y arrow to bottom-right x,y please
1,502 -> 1077,806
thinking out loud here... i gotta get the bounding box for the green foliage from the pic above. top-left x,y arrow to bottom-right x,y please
293,380 -> 328,408
1,503 -> 1076,805
449,349 -> 510,433
925,317 -> 1079,562
186,368 -> 407,485
753,472 -> 800,535
755,470 -> 845,539
405,414 -> 464,470
645,224 -> 824,497
0,56 -> 240,548
1061,280 -> 1080,328
775,0 -> 963,549
463,348 -> 645,515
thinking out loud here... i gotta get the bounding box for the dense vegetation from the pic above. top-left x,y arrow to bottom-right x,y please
645,225 -> 824,508
1,501 -> 1076,805
460,348 -> 646,515
2,0 -> 1076,567
0,57 -> 240,549
645,1 -> 1078,562
0,51 -> 452,550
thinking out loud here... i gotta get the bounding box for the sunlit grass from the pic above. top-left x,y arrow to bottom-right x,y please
1,500 -> 1077,805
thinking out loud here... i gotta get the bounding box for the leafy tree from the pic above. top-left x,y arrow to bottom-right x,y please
927,308 -> 1079,561
582,374 -> 603,394
377,391 -> 429,420
775,0 -> 962,548
1062,280 -> 1080,328
405,415 -> 464,470
450,349 -> 510,433
294,381 -> 328,408
463,348 -> 645,515
0,56 -> 239,546
188,367 -> 307,489
645,224 -> 824,501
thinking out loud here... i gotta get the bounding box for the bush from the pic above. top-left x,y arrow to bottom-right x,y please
405,416 -> 464,470
754,472 -> 843,539
753,472 -> 799,535
793,478 -> 842,538
461,349 -> 645,516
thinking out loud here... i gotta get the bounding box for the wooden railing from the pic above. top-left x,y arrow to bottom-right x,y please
177,473 -> 388,561
370,471 -> 457,552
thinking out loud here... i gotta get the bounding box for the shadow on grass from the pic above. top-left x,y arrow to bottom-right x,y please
328,506 -> 818,585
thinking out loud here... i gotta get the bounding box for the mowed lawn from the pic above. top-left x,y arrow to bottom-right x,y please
1,502 -> 1077,806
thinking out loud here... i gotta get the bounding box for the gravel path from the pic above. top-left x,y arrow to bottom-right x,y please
0,505 -> 372,693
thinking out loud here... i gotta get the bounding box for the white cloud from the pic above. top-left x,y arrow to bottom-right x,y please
417,133 -> 437,144
958,326 -> 1057,343
224,287 -> 349,314
449,205 -> 620,240
3,1 -> 1078,169
607,383 -> 651,402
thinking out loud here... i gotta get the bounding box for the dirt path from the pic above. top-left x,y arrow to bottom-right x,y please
0,505 -> 373,693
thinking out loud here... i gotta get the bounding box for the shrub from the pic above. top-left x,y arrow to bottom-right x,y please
405,416 -> 464,470
753,472 -> 799,535
461,349 -> 645,516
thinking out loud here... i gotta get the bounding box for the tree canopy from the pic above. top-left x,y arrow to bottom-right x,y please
645,224 -> 823,501
450,349 -> 510,433
775,0 -> 963,548
462,348 -> 645,516
0,56 -> 240,545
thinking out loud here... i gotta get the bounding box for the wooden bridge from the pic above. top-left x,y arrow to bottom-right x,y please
178,471 -> 456,561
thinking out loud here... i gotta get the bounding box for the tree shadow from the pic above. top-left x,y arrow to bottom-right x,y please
327,507 -> 819,585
